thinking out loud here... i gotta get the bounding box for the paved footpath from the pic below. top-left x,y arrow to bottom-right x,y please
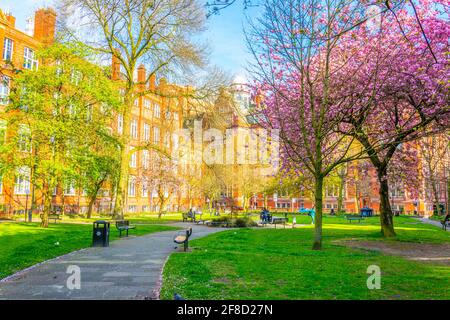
416,217 -> 449,231
0,223 -> 225,300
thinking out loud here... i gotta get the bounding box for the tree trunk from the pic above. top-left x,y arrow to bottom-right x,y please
158,197 -> 165,218
337,179 -> 344,214
87,196 -> 96,219
377,170 -> 396,237
243,195 -> 248,213
208,199 -> 213,214
430,178 -> 441,216
40,194 -> 51,228
114,146 -> 128,219
446,177 -> 450,216
312,176 -> 324,250
114,95 -> 133,220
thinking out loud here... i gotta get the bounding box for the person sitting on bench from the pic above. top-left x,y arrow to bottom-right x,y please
187,208 -> 194,220
260,207 -> 268,223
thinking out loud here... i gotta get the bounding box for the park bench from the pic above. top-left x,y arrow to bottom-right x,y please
271,217 -> 288,228
182,212 -> 194,223
115,220 -> 136,237
345,214 -> 363,223
48,213 -> 62,223
173,228 -> 193,251
441,219 -> 450,231
194,212 -> 203,223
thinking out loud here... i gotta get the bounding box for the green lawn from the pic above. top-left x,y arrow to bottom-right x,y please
11,212 -> 187,224
0,222 -> 179,279
161,216 -> 450,300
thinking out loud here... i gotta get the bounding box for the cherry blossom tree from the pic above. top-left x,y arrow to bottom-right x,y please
247,0 -> 373,249
249,0 -> 449,244
336,0 -> 449,236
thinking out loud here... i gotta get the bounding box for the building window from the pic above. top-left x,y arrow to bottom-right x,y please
14,167 -> 31,195
86,105 -> 93,121
131,119 -> 138,139
153,127 -> 160,144
325,185 -> 339,198
142,184 -> 147,197
0,120 -> 6,145
128,205 -> 137,213
119,89 -> 125,103
17,125 -> 32,152
3,38 -> 13,61
143,123 -> 150,141
390,185 -> 405,198
173,112 -> 179,121
144,99 -> 151,109
128,176 -> 136,196
154,103 -> 160,118
129,147 -> 137,168
0,76 -> 10,105
142,150 -> 149,169
64,182 -> 76,196
117,114 -> 123,134
23,47 -> 38,70
164,132 -> 171,148
71,69 -> 82,85
68,104 -> 77,117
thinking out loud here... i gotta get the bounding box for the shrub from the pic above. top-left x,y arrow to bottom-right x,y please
234,217 -> 258,228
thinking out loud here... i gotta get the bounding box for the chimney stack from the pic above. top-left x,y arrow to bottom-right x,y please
149,74 -> 156,91
159,77 -> 167,89
111,52 -> 121,80
33,8 -> 56,44
137,65 -> 146,83
6,13 -> 15,28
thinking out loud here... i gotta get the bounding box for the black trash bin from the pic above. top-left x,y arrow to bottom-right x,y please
360,207 -> 373,217
92,220 -> 110,247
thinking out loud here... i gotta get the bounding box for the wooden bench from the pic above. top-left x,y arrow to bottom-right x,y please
115,220 -> 136,237
345,214 -> 363,223
194,212 -> 203,222
182,212 -> 194,222
173,228 -> 193,251
48,213 -> 61,223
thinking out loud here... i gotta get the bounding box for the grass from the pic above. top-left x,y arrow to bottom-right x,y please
161,216 -> 450,300
6,212 -> 187,225
0,221 -> 179,279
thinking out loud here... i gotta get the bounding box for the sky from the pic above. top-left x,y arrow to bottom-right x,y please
0,0 -> 260,81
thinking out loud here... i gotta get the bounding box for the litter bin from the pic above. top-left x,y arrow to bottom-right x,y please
92,220 -> 110,247
360,207 -> 373,217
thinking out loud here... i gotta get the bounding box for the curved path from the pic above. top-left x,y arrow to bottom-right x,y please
0,223 -> 225,300
416,217 -> 449,231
